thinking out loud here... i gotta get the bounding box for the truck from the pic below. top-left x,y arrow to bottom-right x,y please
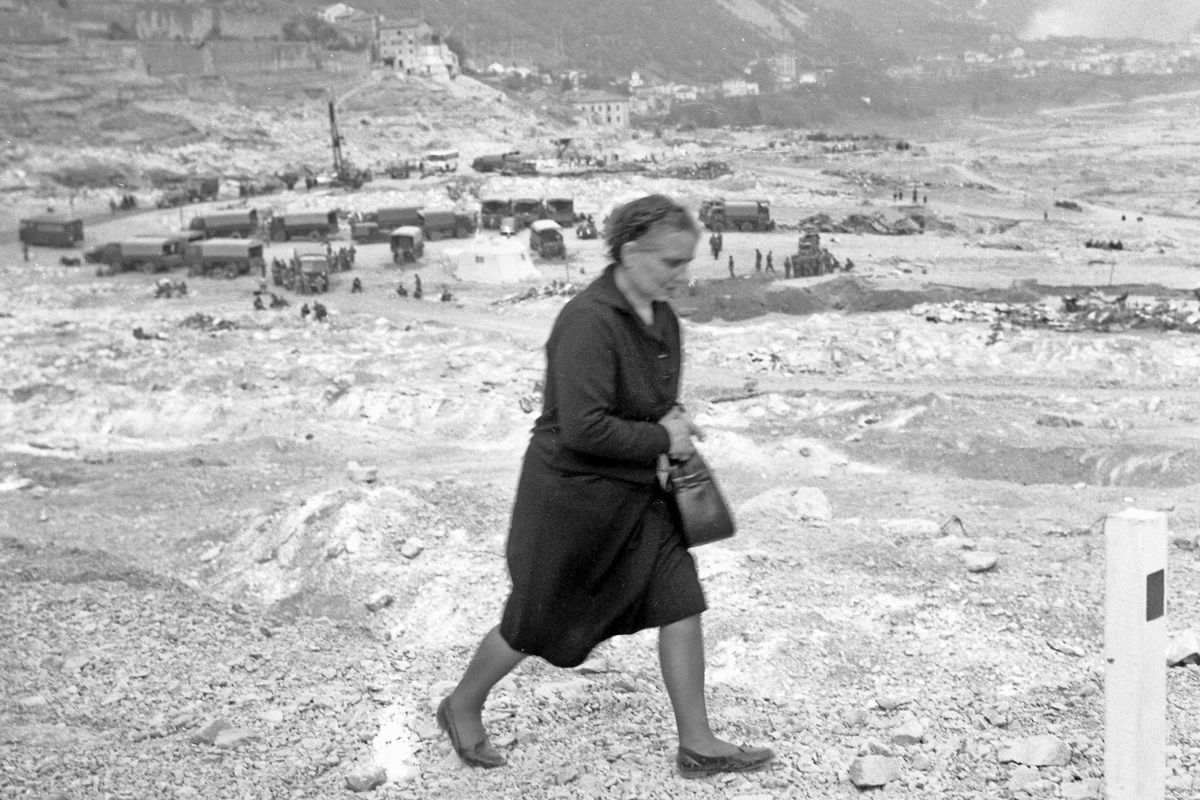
268,210 -> 339,242
352,206 -> 424,243
86,237 -> 185,275
421,210 -> 476,241
545,197 -> 575,228
529,220 -> 565,259
390,226 -> 424,263
156,176 -> 219,208
185,176 -> 220,202
511,198 -> 545,228
291,245 -> 331,294
422,149 -> 459,174
698,199 -> 774,232
471,151 -> 520,173
18,215 -> 84,248
188,209 -> 261,239
184,238 -> 265,278
373,206 -> 424,230
479,199 -> 511,229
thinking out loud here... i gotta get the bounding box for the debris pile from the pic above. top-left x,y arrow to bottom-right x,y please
797,210 -> 948,236
656,160 -> 732,180
912,292 -> 1200,333
493,282 -> 580,305
178,313 -> 238,332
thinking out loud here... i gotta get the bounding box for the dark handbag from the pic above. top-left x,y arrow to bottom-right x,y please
664,451 -> 736,547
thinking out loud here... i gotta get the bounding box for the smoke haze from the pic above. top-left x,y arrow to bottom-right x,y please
1022,1 -> 1200,41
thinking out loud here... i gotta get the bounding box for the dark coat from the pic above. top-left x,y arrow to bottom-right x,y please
499,264 -> 705,667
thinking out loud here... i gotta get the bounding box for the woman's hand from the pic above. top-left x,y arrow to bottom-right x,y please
658,406 -> 704,461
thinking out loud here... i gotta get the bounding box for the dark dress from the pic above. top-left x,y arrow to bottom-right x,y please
499,264 -> 707,668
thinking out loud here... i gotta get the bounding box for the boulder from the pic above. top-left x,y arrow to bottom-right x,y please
848,755 -> 901,788
961,551 -> 999,573
998,734 -> 1071,767
345,765 -> 387,792
738,486 -> 832,521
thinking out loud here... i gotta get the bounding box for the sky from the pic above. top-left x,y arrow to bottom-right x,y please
1022,0 -> 1200,41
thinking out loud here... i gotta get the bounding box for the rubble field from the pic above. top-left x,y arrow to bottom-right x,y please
3,72 -> 1200,800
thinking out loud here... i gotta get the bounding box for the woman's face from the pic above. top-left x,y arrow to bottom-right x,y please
621,226 -> 698,302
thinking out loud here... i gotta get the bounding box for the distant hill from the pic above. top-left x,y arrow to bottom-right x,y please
313,0 -> 1034,80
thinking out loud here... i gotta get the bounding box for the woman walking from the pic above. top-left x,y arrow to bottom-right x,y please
437,194 -> 774,778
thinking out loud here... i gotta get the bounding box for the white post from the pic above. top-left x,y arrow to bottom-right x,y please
1104,508 -> 1167,800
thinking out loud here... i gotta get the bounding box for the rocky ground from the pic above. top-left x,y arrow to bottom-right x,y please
4,64 -> 1200,800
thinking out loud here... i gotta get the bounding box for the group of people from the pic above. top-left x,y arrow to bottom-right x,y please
108,194 -> 137,214
251,291 -> 290,311
300,301 -> 328,321
1084,238 -> 1125,251
152,277 -> 188,299
892,188 -> 928,204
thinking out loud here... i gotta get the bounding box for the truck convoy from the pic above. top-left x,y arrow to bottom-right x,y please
698,198 -> 775,232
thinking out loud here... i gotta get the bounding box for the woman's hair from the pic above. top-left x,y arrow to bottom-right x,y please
605,194 -> 697,262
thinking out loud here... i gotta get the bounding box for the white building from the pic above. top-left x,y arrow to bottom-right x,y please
375,18 -> 458,78
721,78 -> 760,97
564,90 -> 630,127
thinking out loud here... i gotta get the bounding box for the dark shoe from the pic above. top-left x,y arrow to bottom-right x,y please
436,697 -> 506,769
676,744 -> 775,779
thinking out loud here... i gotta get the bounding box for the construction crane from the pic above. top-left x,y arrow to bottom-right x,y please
327,91 -> 371,189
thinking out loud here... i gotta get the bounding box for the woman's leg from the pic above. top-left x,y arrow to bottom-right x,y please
445,625 -> 526,746
658,614 -> 743,756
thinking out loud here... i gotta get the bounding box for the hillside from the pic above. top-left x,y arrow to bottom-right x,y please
335,0 -> 1018,78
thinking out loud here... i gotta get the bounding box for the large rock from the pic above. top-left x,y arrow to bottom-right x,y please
891,719 -> 925,746
961,551 -> 999,573
738,487 -> 832,522
998,734 -> 1071,767
848,755 -> 901,788
345,765 -> 387,792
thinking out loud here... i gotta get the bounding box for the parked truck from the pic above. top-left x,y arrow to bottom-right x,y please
511,198 -> 545,228
18,215 -> 84,248
480,198 -> 512,229
268,210 -> 339,242
390,226 -> 425,263
698,199 -> 775,232
86,237 -> 185,275
188,209 -> 261,239
421,210 -> 476,240
291,245 -> 331,294
545,197 -> 575,228
529,220 -> 565,259
184,238 -> 265,278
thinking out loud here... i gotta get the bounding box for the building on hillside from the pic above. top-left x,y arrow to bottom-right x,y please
136,3 -> 215,40
672,84 -> 699,101
564,90 -> 629,127
721,78 -> 759,97
767,53 -> 796,84
374,17 -> 458,78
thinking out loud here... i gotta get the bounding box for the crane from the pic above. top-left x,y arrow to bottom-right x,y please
327,91 -> 370,189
